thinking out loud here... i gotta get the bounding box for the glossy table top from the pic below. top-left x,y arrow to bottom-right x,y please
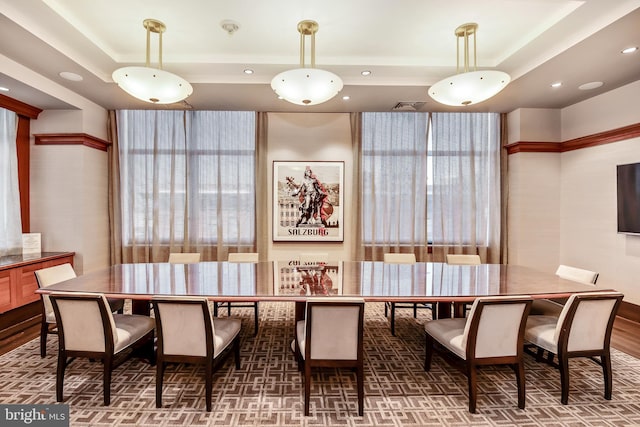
37,261 -> 605,302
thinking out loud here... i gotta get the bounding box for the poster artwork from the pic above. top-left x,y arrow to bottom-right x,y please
273,161 -> 344,242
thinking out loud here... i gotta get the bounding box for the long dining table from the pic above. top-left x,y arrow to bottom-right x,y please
36,261 -> 605,319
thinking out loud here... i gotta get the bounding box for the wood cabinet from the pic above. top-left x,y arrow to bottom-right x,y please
0,252 -> 75,314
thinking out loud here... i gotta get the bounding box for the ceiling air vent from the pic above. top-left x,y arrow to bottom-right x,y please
392,101 -> 426,111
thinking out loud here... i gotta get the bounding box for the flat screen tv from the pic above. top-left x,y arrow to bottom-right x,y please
617,162 -> 640,234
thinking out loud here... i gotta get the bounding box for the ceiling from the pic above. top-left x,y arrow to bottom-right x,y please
0,0 -> 639,113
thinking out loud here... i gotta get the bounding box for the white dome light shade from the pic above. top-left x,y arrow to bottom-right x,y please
429,70 -> 510,106
112,66 -> 193,104
271,68 -> 343,105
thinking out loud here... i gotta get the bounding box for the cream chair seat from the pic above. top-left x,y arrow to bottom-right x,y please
295,297 -> 365,416
524,291 -> 622,405
424,295 -> 532,413
49,292 -> 155,405
35,263 -> 124,358
152,296 -> 242,412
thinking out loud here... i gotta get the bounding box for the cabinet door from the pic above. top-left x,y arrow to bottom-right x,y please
0,269 -> 13,313
15,262 -> 43,307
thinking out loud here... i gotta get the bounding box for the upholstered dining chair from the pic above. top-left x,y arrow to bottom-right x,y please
445,254 -> 482,265
295,297 -> 365,416
152,296 -> 242,412
530,265 -> 599,316
382,253 -> 428,336
524,291 -> 623,405
424,295 -> 533,413
49,292 -> 155,406
446,254 -> 482,316
35,263 -> 125,358
214,252 -> 260,336
167,252 -> 201,264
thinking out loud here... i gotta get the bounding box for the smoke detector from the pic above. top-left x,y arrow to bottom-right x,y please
392,101 -> 426,111
220,20 -> 240,35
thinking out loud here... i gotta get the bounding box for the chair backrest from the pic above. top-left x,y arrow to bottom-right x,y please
299,252 -> 329,264
49,292 -> 117,353
555,265 -> 598,285
168,253 -> 201,264
228,252 -> 259,263
446,254 -> 481,265
152,296 -> 213,358
383,253 -> 416,264
463,295 -> 532,359
554,291 -> 623,352
35,263 -> 77,321
304,297 -> 364,361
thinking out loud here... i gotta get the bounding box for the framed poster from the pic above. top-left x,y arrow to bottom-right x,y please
273,161 -> 344,242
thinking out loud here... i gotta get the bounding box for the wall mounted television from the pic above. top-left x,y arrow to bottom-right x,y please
617,162 -> 640,234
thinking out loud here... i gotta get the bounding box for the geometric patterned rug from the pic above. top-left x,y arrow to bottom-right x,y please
1,302 -> 639,427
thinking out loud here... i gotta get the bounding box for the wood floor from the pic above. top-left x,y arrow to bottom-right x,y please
2,315 -> 639,359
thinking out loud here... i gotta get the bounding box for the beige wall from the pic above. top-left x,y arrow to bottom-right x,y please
267,113 -> 353,262
30,110 -> 110,275
508,80 -> 640,304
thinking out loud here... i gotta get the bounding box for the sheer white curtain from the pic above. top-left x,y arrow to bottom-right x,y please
431,112 -> 501,262
0,108 -> 21,256
360,112 -> 429,261
115,110 -> 255,263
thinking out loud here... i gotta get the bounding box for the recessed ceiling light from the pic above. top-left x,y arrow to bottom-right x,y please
361,70 -> 371,76
0,86 -> 9,92
243,69 -> 254,74
578,81 -> 603,90
59,71 -> 83,82
342,95 -> 350,100
621,46 -> 638,54
551,82 -> 562,88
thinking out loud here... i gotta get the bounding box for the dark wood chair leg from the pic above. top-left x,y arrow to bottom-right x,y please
103,356 -> 112,406
357,364 -> 364,416
156,362 -> 164,408
205,359 -> 213,412
304,363 -> 312,416
384,302 -> 388,317
390,303 -> 396,336
40,322 -> 48,358
602,351 -> 613,400
213,303 -> 219,317
424,334 -> 434,371
56,354 -> 66,402
413,303 -> 418,318
559,353 -> 570,405
253,302 -> 259,336
468,365 -> 478,413
515,362 -> 526,409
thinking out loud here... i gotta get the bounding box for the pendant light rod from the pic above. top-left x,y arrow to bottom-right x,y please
143,19 -> 166,69
456,23 -> 477,73
298,20 -> 319,68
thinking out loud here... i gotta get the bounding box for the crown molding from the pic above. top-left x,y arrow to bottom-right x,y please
505,122 -> 640,155
34,133 -> 111,152
0,94 -> 42,119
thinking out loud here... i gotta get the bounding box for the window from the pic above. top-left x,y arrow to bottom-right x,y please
117,110 -> 255,247
361,112 -> 500,253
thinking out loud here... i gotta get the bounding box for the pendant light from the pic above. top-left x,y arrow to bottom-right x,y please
428,23 -> 510,106
271,20 -> 343,106
112,19 -> 193,104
